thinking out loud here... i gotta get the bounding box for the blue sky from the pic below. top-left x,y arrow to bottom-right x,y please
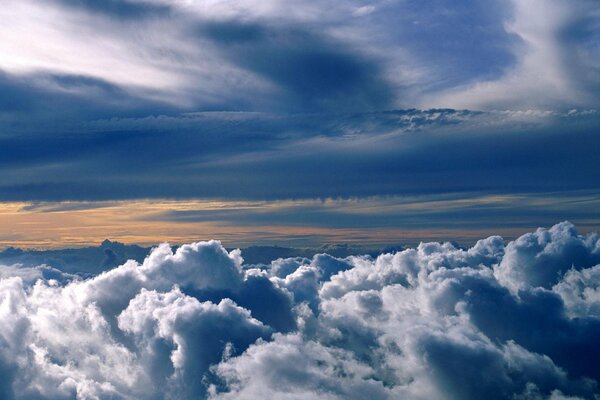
0,0 -> 599,246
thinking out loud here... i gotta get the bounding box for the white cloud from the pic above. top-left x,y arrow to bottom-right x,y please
1,222 -> 600,398
0,0 -> 271,107
427,0 -> 600,110
494,221 -> 600,292
0,240 -> 268,398
210,333 -> 392,400
118,287 -> 271,398
553,265 -> 600,318
352,5 -> 376,17
1,0 -> 598,115
0,2 -> 180,88
0,263 -> 75,285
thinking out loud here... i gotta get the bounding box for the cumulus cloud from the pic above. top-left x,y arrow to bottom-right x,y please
0,263 -> 75,285
495,221 -> 600,292
0,240 -> 278,399
553,265 -> 600,318
1,222 -> 600,399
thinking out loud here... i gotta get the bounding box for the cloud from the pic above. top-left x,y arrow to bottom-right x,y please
210,333 -> 393,400
118,288 -> 271,398
553,265 -> 600,318
0,263 -> 76,285
0,109 -> 599,203
1,222 -> 600,398
429,0 -> 600,109
54,0 -> 171,18
0,0 -> 395,114
495,221 -> 600,292
2,0 -> 598,123
0,240 -> 278,399
352,5 -> 376,17
198,22 -> 394,112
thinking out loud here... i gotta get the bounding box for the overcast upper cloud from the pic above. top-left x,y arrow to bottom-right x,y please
0,222 -> 599,399
2,0 -> 599,111
0,0 -> 599,205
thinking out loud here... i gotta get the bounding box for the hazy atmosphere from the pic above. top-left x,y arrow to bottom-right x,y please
1,0 -> 599,398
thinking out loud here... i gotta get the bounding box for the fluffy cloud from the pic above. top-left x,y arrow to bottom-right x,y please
553,265 -> 600,318
1,222 -> 600,399
210,333 -> 394,400
495,221 -> 600,292
118,288 -> 271,398
0,263 -> 75,285
0,241 -> 277,399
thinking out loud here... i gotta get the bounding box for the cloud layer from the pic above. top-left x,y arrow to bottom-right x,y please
2,0 -> 599,112
1,221 -> 600,399
1,109 -> 599,202
0,1 -> 598,236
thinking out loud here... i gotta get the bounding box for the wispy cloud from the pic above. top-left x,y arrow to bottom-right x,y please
1,0 -> 599,114
428,0 -> 600,109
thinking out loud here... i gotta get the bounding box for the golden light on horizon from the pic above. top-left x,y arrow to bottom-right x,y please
1,194 -> 599,249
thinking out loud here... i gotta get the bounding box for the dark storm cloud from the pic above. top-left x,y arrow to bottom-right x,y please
215,112 -> 599,199
198,21 -> 395,112
1,222 -> 600,398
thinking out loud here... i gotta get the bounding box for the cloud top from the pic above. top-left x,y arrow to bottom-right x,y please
1,221 -> 600,398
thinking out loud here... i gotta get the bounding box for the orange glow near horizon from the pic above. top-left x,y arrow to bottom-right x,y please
1,195 -> 598,249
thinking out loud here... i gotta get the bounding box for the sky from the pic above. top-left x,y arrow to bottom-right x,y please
1,0 -> 600,248
3,2 -> 600,399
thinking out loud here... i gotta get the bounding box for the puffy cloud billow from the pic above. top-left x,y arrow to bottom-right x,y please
1,222 -> 600,399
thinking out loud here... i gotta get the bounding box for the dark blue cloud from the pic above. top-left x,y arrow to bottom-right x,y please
372,0 -> 519,90
0,70 -> 180,123
198,22 -> 395,112
0,110 -> 598,204
52,0 -> 171,18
